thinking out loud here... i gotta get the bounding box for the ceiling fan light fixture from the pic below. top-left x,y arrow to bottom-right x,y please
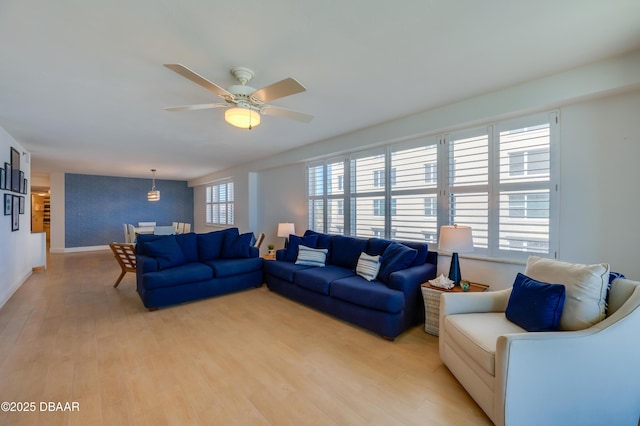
225,107 -> 261,129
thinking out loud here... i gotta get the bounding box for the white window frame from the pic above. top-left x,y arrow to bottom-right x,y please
305,111 -> 559,261
205,179 -> 234,226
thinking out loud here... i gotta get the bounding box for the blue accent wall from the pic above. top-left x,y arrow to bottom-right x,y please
65,173 -> 194,247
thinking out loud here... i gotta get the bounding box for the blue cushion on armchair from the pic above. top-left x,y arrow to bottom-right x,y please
506,273 -> 566,332
377,243 -> 417,283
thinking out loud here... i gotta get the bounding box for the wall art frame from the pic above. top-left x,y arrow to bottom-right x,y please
4,193 -> 11,215
11,195 -> 19,231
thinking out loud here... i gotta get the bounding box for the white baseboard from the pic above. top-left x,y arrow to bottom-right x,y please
50,245 -> 110,253
0,269 -> 32,310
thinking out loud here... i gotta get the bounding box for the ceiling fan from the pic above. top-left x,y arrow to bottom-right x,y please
163,64 -> 313,129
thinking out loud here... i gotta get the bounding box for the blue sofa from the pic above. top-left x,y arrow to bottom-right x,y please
135,228 -> 263,310
264,230 -> 438,340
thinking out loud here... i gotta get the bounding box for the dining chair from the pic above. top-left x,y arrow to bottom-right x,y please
128,224 -> 137,243
109,242 -> 137,287
123,223 -> 132,243
254,232 -> 265,248
176,222 -> 185,234
183,223 -> 191,233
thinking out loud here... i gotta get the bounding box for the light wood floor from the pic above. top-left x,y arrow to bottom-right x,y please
0,250 -> 491,426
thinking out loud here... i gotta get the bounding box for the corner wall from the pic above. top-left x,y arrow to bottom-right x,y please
0,127 -> 33,308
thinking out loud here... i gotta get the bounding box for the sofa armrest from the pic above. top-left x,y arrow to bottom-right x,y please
137,255 -> 159,274
387,263 -> 437,294
440,288 -> 511,317
275,248 -> 287,261
493,296 -> 640,426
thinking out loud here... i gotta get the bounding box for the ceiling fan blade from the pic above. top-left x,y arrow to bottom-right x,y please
164,64 -> 232,98
164,103 -> 227,112
262,105 -> 314,123
251,78 -> 306,103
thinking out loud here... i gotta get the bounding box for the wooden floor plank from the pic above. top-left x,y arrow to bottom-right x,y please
0,250 -> 491,425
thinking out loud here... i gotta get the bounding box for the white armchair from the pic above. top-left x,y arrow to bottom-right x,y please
439,277 -> 640,426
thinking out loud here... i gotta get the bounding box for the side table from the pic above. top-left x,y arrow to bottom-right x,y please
421,282 -> 489,336
262,252 -> 276,261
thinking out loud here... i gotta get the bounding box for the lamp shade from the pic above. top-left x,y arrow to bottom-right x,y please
438,225 -> 474,253
225,107 -> 260,129
147,190 -> 160,201
277,222 -> 295,238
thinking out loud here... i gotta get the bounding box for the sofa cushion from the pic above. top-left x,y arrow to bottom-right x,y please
204,257 -> 263,278
264,260 -> 314,282
283,234 -> 319,262
524,256 -> 610,331
197,228 -> 237,261
304,230 -> 332,250
330,235 -> 368,269
295,245 -> 328,267
366,238 -> 393,256
135,234 -> 166,255
330,276 -> 404,313
444,312 -> 525,377
221,232 -> 254,259
144,236 -> 186,270
175,232 -> 199,263
378,243 -> 417,283
505,273 -> 566,331
355,252 -> 381,281
399,241 -> 428,267
143,262 -> 214,290
293,265 -> 355,295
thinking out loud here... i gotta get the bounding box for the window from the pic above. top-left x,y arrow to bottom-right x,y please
206,180 -> 234,225
306,111 -> 558,259
424,162 -> 436,184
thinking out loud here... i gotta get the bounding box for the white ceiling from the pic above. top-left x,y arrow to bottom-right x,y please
1,1 -> 639,181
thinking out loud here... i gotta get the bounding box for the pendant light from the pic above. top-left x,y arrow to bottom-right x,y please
147,169 -> 160,201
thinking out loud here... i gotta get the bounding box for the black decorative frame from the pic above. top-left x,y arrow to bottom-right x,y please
19,196 -> 25,214
10,147 -> 20,193
4,163 -> 11,190
0,167 -> 4,190
4,194 -> 11,216
11,195 -> 19,231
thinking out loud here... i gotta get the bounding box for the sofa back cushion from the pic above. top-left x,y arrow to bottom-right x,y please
144,235 -> 186,270
330,235 -> 368,269
398,241 -> 428,266
221,231 -> 254,259
198,228 -> 238,261
175,232 -> 199,263
135,234 -> 166,255
283,234 -> 319,262
377,243 -> 417,283
524,255 -> 609,331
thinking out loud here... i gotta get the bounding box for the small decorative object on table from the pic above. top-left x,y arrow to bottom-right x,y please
460,280 -> 470,291
267,244 -> 275,255
428,273 -> 455,290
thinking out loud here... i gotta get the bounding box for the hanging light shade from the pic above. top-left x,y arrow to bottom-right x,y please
225,107 -> 260,129
148,169 -> 160,201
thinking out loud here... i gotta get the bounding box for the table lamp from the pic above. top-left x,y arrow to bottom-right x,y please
277,222 -> 295,248
438,225 -> 474,286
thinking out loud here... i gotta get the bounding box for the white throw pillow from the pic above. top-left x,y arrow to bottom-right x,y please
524,255 -> 610,331
356,252 -> 381,281
295,245 -> 328,267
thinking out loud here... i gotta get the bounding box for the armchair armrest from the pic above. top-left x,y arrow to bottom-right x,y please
440,288 -> 511,317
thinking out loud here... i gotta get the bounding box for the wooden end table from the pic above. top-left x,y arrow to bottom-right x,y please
421,281 -> 489,336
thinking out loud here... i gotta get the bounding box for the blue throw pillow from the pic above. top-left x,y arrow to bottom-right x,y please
505,273 -> 566,332
377,243 -> 418,283
198,228 -> 238,261
144,236 -> 186,270
283,234 -> 319,262
221,232 -> 254,258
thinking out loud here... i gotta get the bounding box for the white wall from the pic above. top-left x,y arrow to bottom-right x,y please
190,50 -> 640,290
0,127 -> 35,308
